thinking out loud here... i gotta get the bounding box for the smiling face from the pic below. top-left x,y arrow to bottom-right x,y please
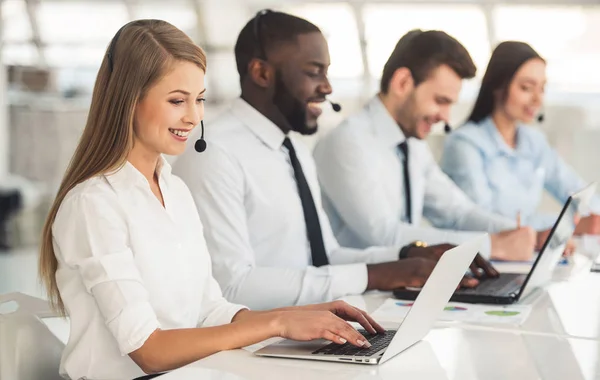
271,32 -> 333,135
499,58 -> 546,124
133,60 -> 206,156
393,64 -> 463,140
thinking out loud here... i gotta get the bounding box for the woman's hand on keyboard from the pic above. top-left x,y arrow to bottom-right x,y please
272,308 -> 373,348
293,300 -> 385,335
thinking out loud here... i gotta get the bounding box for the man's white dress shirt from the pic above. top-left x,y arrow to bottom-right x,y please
53,157 -> 245,380
173,98 -> 399,310
313,96 -> 516,257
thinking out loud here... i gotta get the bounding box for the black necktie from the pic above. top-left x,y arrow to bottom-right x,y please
398,141 -> 412,224
282,137 -> 329,267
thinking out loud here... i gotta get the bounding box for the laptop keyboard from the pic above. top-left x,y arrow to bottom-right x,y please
457,273 -> 524,295
312,330 -> 397,357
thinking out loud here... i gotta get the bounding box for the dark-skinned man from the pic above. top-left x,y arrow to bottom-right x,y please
173,11 -> 493,310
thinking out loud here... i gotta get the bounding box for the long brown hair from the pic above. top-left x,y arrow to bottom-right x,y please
467,41 -> 544,124
39,20 -> 207,315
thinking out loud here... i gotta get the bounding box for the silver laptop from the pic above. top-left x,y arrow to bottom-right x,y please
254,235 -> 485,365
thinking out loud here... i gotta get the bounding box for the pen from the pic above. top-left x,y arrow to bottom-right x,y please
516,211 -> 521,229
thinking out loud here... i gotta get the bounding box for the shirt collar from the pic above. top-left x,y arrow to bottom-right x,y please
481,116 -> 532,157
105,155 -> 172,189
230,97 -> 286,150
366,95 -> 407,148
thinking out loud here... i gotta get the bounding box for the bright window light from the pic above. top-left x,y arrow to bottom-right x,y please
363,4 -> 490,79
36,1 -> 128,45
44,45 -> 107,68
281,3 -> 364,78
494,6 -> 600,92
204,51 -> 240,99
200,0 -> 252,48
1,0 -> 33,43
131,3 -> 198,37
1,44 -> 39,65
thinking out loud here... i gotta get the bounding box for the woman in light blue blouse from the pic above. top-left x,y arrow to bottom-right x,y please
441,41 -> 600,235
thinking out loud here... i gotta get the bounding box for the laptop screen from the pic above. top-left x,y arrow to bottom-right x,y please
516,183 -> 597,300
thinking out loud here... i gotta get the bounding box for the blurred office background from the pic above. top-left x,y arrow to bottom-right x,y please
1,0 -> 599,296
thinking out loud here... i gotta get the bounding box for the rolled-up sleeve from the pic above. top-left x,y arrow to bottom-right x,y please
53,192 -> 160,355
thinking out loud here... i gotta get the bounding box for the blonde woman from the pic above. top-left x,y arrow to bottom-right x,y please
39,20 -> 381,380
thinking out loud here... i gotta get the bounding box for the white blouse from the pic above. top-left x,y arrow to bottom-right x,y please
52,157 -> 246,380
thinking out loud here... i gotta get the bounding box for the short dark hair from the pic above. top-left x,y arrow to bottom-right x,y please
467,41 -> 544,124
380,29 -> 476,93
234,10 -> 321,83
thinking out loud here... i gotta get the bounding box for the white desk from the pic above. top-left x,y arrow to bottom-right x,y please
163,259 -> 600,380
39,253 -> 600,379
337,253 -> 600,341
341,272 -> 600,341
163,326 -> 600,380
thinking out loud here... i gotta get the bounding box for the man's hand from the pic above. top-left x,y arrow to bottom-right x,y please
405,244 -> 498,279
366,257 -> 478,291
535,229 -> 551,252
574,214 -> 600,236
491,227 -> 536,261
536,228 -> 576,256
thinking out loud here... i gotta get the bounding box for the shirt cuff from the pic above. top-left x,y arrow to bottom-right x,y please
202,303 -> 248,327
106,301 -> 160,355
479,235 -> 492,259
367,247 -> 402,263
330,263 -> 368,300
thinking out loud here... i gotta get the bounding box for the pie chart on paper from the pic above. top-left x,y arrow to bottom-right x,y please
485,310 -> 520,317
444,306 -> 467,311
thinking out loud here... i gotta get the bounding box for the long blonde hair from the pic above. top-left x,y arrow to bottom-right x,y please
39,20 -> 207,315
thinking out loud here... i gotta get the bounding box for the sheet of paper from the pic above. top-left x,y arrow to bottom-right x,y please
372,298 -> 533,326
576,235 -> 600,259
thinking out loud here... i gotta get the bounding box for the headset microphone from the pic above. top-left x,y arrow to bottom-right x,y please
444,123 -> 452,134
329,100 -> 342,112
194,120 -> 207,153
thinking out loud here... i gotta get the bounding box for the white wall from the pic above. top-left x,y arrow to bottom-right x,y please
0,71 -> 7,180
0,3 -> 7,180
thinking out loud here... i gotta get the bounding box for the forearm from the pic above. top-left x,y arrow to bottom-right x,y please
222,265 -> 363,309
445,206 -> 515,233
131,312 -> 280,374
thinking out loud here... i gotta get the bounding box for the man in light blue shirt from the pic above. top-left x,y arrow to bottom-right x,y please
440,40 -> 600,233
174,14 -> 484,311
314,30 -> 541,261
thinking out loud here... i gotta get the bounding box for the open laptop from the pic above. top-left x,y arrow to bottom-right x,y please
394,182 -> 597,305
254,235 -> 484,365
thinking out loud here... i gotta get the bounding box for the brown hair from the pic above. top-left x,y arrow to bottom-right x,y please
380,29 -> 476,93
39,19 -> 207,315
467,41 -> 544,123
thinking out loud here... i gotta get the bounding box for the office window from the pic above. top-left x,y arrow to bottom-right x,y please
2,44 -> 39,66
281,3 -> 364,78
44,45 -> 107,68
131,3 -> 198,38
204,51 -> 240,99
363,4 -> 490,79
200,0 -> 252,48
494,6 -> 600,92
36,1 -> 128,45
1,0 -> 32,43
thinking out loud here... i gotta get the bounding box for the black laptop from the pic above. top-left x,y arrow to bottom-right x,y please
393,183 -> 597,305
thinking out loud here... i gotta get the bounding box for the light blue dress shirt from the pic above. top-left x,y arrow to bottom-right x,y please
441,116 -> 600,230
